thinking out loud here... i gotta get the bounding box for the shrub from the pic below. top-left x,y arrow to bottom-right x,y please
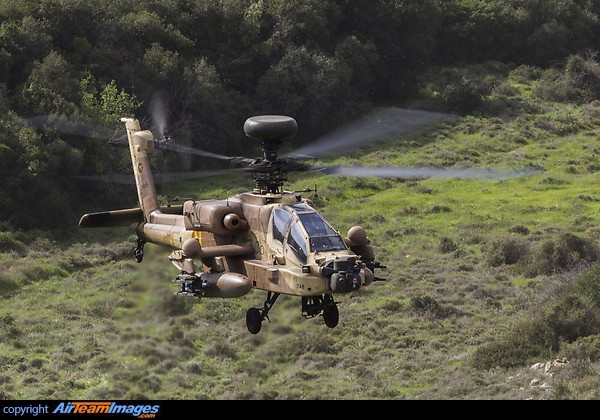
440,74 -> 486,114
0,314 -> 21,339
484,235 -> 531,267
564,53 -> 600,101
473,264 -> 600,369
562,334 -> 600,362
545,294 -> 600,344
0,232 -> 27,256
575,263 -> 600,304
508,225 -> 530,235
0,276 -> 18,293
438,237 -> 458,253
410,295 -> 449,319
155,293 -> 194,317
534,53 -> 600,104
526,233 -> 599,276
508,65 -> 542,85
534,68 -> 580,103
472,319 -> 555,370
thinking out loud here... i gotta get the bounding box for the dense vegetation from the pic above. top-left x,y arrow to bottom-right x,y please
2,0 -> 600,400
2,0 -> 600,229
3,67 -> 600,399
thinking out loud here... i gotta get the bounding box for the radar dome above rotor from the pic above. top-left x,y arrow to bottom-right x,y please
244,115 -> 298,142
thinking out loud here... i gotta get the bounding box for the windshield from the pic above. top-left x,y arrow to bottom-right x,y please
288,221 -> 308,263
298,212 -> 346,252
272,208 -> 292,244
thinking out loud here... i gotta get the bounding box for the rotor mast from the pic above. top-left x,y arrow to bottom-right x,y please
243,115 -> 298,194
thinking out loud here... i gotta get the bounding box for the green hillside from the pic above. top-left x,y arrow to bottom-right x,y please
2,64 -> 600,399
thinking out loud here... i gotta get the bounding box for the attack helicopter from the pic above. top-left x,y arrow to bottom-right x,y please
75,109 -> 536,334
79,115 -> 388,334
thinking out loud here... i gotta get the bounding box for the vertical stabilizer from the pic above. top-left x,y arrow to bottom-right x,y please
121,118 -> 160,220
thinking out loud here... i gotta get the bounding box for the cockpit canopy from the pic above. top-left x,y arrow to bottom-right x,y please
271,203 -> 346,263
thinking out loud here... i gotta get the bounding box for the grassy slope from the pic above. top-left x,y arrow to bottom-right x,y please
2,74 -> 600,400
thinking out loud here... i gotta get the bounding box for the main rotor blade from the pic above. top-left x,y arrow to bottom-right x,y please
158,142 -> 236,161
287,108 -> 455,159
18,115 -> 122,141
73,168 -> 249,185
311,165 -> 542,180
154,169 -> 249,183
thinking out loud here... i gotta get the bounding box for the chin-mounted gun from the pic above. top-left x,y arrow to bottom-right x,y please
362,260 -> 387,282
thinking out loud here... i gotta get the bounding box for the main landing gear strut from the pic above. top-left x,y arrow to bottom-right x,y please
246,292 -> 279,335
245,293 -> 339,334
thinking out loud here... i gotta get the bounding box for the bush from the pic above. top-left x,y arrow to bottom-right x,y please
0,275 -> 18,294
438,237 -> 458,253
0,232 -> 27,256
473,264 -> 600,369
534,68 -> 582,103
575,263 -> 600,304
564,53 -> 600,101
410,295 -> 448,318
562,334 -> 600,362
526,233 -> 599,276
484,235 -> 530,267
534,54 -> 600,104
508,225 -> 530,235
508,65 -> 543,85
439,74 -> 487,114
546,294 -> 600,344
472,319 -> 555,370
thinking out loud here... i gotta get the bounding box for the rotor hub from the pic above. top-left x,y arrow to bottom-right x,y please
243,115 -> 298,144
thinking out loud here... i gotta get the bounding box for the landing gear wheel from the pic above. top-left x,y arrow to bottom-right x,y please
245,292 -> 280,334
323,303 -> 339,329
134,239 -> 145,263
246,307 -> 262,334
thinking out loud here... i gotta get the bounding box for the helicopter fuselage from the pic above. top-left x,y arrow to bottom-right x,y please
137,190 -> 373,299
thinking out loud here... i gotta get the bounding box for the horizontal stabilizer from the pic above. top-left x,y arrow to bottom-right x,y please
79,205 -> 183,228
79,208 -> 143,228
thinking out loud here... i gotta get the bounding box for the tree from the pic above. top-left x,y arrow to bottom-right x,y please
81,77 -> 141,126
255,47 -> 354,140
434,0 -> 600,66
178,58 -> 251,158
137,43 -> 183,94
336,0 -> 441,99
265,0 -> 340,52
334,36 -> 380,102
0,15 -> 51,88
20,51 -> 80,116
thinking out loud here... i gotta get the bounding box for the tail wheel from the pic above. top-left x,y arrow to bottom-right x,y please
246,307 -> 262,334
322,303 -> 339,329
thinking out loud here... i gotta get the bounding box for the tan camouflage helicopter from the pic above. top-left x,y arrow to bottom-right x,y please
74,110 -> 535,334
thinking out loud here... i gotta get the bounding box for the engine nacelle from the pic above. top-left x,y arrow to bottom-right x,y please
183,200 -> 247,235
